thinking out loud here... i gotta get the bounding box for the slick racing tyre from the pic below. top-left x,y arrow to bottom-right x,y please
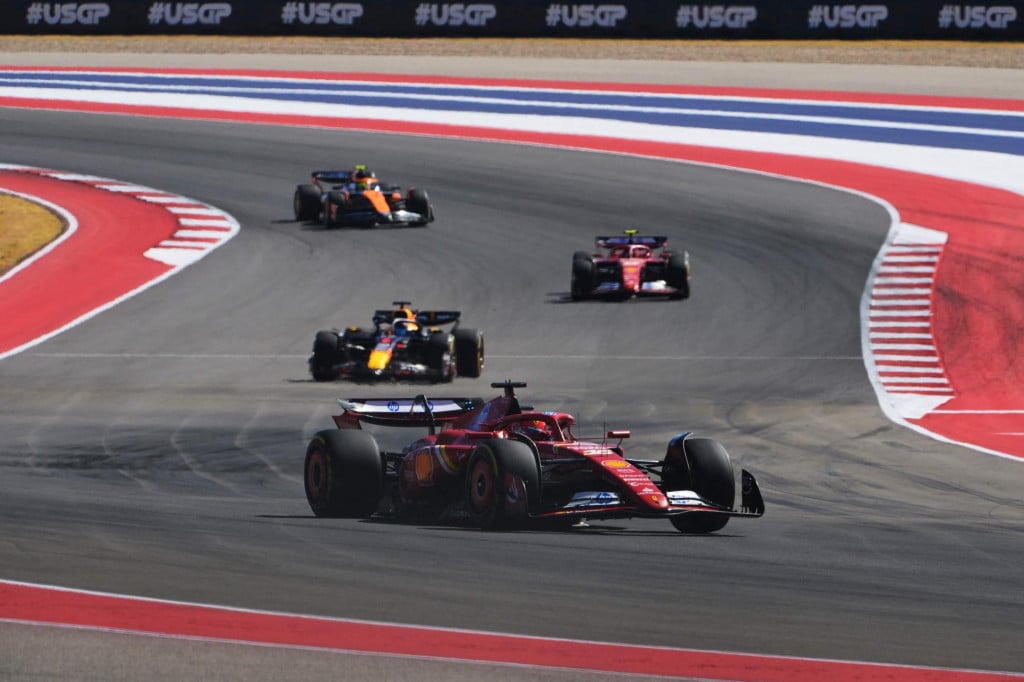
571,253 -> 595,300
406,188 -> 434,226
454,328 -> 484,378
667,252 -> 691,300
663,437 -> 735,533
426,332 -> 454,383
323,190 -> 347,228
294,184 -> 321,222
310,330 -> 342,382
465,439 -> 540,529
304,429 -> 383,518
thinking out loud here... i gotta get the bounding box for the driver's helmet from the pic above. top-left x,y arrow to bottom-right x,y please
352,164 -> 375,181
518,419 -> 550,442
392,318 -> 419,337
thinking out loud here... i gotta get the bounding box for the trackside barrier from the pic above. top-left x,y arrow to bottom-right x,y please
3,1 -> 1022,39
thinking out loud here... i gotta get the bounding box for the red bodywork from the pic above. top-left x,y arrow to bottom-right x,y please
329,382 -> 763,525
573,233 -> 690,300
601,243 -> 660,295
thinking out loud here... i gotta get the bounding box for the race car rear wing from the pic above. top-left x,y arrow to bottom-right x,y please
416,311 -> 461,326
370,310 -> 462,326
312,170 -> 352,186
596,235 -> 668,248
334,395 -> 483,431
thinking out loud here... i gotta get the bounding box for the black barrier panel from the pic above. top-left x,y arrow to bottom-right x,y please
2,0 -> 1021,38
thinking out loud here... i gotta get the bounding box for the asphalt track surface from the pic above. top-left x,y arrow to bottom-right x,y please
1,56 -> 1022,680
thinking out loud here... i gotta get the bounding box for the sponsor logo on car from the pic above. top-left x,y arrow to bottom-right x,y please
667,490 -> 704,505
602,459 -> 630,468
565,491 -> 621,508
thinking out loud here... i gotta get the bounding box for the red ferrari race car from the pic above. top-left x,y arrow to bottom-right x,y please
309,302 -> 484,383
571,229 -> 690,300
293,164 -> 434,228
303,381 -> 764,532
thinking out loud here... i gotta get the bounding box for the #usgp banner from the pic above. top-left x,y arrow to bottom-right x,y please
3,1 -> 1022,38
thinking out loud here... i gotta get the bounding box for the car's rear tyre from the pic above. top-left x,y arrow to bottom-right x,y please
465,439 -> 540,529
426,332 -> 454,383
667,252 -> 690,300
304,429 -> 383,518
406,188 -> 433,226
571,254 -> 595,300
663,437 -> 734,533
294,184 -> 321,221
454,328 -> 484,378
310,330 -> 342,382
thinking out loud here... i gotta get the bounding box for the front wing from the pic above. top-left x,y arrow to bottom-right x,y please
531,470 -> 765,521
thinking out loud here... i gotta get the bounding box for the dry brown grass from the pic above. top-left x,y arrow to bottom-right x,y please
0,195 -> 64,274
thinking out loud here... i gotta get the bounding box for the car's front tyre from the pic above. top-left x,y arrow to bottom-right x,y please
465,439 -> 540,529
662,437 -> 734,533
571,252 -> 595,300
294,184 -> 321,221
454,328 -> 484,378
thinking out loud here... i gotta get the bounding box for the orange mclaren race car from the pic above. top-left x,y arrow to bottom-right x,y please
293,164 -> 434,228
303,381 -> 765,532
308,302 -> 484,382
571,229 -> 690,300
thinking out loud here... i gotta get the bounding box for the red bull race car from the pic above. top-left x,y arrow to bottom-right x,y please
303,381 -> 765,532
309,302 -> 484,382
571,230 -> 690,300
293,164 -> 434,228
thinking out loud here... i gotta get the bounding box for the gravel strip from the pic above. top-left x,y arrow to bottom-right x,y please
2,36 -> 1023,67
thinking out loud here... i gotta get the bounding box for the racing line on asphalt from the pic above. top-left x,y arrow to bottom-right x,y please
1,68 -> 1022,681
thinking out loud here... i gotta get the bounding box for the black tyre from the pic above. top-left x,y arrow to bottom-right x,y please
294,184 -> 321,221
663,437 -> 734,533
304,429 -> 383,518
571,255 -> 595,300
465,439 -> 540,529
667,252 -> 690,300
406,188 -> 433,226
310,330 -> 342,382
426,332 -> 454,383
323,190 -> 347,228
454,328 -> 484,378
